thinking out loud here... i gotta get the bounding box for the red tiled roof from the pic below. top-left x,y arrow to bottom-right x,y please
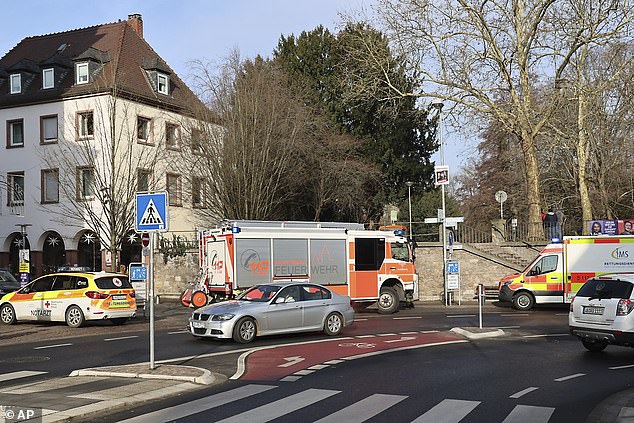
0,19 -> 205,115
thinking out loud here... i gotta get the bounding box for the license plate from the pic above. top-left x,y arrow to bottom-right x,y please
192,321 -> 204,328
583,306 -> 604,315
112,295 -> 126,300
109,300 -> 130,309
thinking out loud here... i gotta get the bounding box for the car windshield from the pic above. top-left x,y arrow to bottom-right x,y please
391,242 -> 410,261
0,271 -> 20,290
577,279 -> 633,300
95,276 -> 133,289
237,285 -> 282,302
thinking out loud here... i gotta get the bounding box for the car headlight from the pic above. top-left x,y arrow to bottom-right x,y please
212,313 -> 235,321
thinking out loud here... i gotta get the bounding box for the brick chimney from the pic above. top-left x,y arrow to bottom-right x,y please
127,14 -> 143,39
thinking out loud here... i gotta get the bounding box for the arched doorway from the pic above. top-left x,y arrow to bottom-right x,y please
42,232 -> 66,274
8,232 -> 31,276
78,231 -> 102,271
120,231 -> 142,270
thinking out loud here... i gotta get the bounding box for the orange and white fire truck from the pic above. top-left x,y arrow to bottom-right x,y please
499,235 -> 634,310
180,220 -> 418,314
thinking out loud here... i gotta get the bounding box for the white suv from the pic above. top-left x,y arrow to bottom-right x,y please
569,273 -> 634,352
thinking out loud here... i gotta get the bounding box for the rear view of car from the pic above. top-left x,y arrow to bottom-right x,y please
569,273 -> 634,352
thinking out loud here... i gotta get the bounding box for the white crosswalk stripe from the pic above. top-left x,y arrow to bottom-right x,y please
411,399 -> 481,423
314,393 -> 407,423
0,370 -> 47,383
215,388 -> 340,423
501,405 -> 555,423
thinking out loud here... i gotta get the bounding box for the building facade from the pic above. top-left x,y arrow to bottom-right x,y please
0,14 -> 216,282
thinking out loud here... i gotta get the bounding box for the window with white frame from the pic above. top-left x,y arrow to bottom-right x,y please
41,169 -> 59,203
7,172 -> 24,206
43,68 -> 54,89
77,167 -> 95,199
166,123 -> 180,149
40,115 -> 58,144
137,169 -> 152,193
166,173 -> 182,206
10,74 -> 21,94
157,73 -> 169,95
192,177 -> 206,208
137,116 -> 152,144
76,62 -> 89,84
7,119 -> 24,148
76,111 -> 93,139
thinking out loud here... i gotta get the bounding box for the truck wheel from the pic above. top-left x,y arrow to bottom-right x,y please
65,306 -> 85,328
512,292 -> 534,311
324,312 -> 343,336
233,317 -> 256,343
582,339 -> 607,352
0,304 -> 16,325
191,291 -> 208,308
377,287 -> 399,314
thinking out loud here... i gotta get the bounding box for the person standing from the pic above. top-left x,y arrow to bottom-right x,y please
544,208 -> 558,240
555,209 -> 565,238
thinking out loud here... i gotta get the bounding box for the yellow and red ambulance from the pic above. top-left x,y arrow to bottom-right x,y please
0,271 -> 136,327
181,220 -> 418,314
499,236 -> 634,310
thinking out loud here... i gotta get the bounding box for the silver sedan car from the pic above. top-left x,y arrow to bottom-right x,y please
188,282 -> 355,343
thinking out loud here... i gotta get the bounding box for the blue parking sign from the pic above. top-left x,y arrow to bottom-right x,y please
136,192 -> 169,232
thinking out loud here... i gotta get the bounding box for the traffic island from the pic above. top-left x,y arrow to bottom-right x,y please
450,327 -> 506,340
69,363 -> 224,385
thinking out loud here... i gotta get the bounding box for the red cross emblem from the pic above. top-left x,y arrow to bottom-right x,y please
44,301 -> 50,308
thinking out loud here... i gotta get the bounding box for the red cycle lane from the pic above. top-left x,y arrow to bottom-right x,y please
237,331 -> 467,381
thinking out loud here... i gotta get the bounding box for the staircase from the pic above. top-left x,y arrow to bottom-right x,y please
460,243 -> 537,272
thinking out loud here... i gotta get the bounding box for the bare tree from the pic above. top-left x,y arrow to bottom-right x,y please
344,0 -> 632,239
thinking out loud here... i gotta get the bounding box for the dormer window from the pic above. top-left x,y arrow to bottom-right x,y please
76,63 -> 89,84
43,68 -> 54,89
10,74 -> 21,94
157,73 -> 169,95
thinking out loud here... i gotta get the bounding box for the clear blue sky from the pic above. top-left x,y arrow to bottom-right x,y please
1,0 -> 468,172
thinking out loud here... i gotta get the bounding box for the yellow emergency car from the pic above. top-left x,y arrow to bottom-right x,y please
0,272 -> 136,327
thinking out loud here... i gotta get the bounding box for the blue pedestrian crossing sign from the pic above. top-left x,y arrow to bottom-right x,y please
135,192 -> 169,232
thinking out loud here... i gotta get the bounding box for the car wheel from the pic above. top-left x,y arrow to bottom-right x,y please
191,291 -> 208,308
232,317 -> 256,343
324,312 -> 343,336
0,304 -> 16,325
110,318 -> 128,326
582,339 -> 608,352
65,306 -> 85,328
512,292 -> 534,311
377,287 -> 399,314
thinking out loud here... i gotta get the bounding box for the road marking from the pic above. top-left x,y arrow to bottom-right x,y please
447,315 -> 476,318
502,405 -> 555,422
280,375 -> 302,382
400,331 -> 419,334
393,316 -> 422,320
324,359 -> 344,365
215,388 -> 339,423
509,387 -> 539,398
104,335 -> 139,341
378,333 -> 397,336
610,364 -> 634,370
411,399 -> 480,423
384,336 -> 416,343
617,407 -> 634,420
419,330 -> 439,333
354,318 -> 368,322
523,333 -> 569,338
308,364 -> 330,370
315,393 -> 407,423
167,330 -> 189,334
0,371 -> 46,383
342,340 -> 468,361
339,342 -> 376,349
116,384 -> 277,423
502,314 -> 529,317
294,369 -> 315,376
34,343 -> 72,350
355,334 -> 375,338
555,313 -> 569,316
555,373 -> 585,382
278,356 -> 305,368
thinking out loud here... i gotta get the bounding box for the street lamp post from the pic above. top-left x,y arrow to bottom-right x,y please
432,99 -> 448,306
406,181 -> 413,238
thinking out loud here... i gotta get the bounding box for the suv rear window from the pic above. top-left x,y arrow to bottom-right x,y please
95,276 -> 132,289
577,279 -> 633,300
